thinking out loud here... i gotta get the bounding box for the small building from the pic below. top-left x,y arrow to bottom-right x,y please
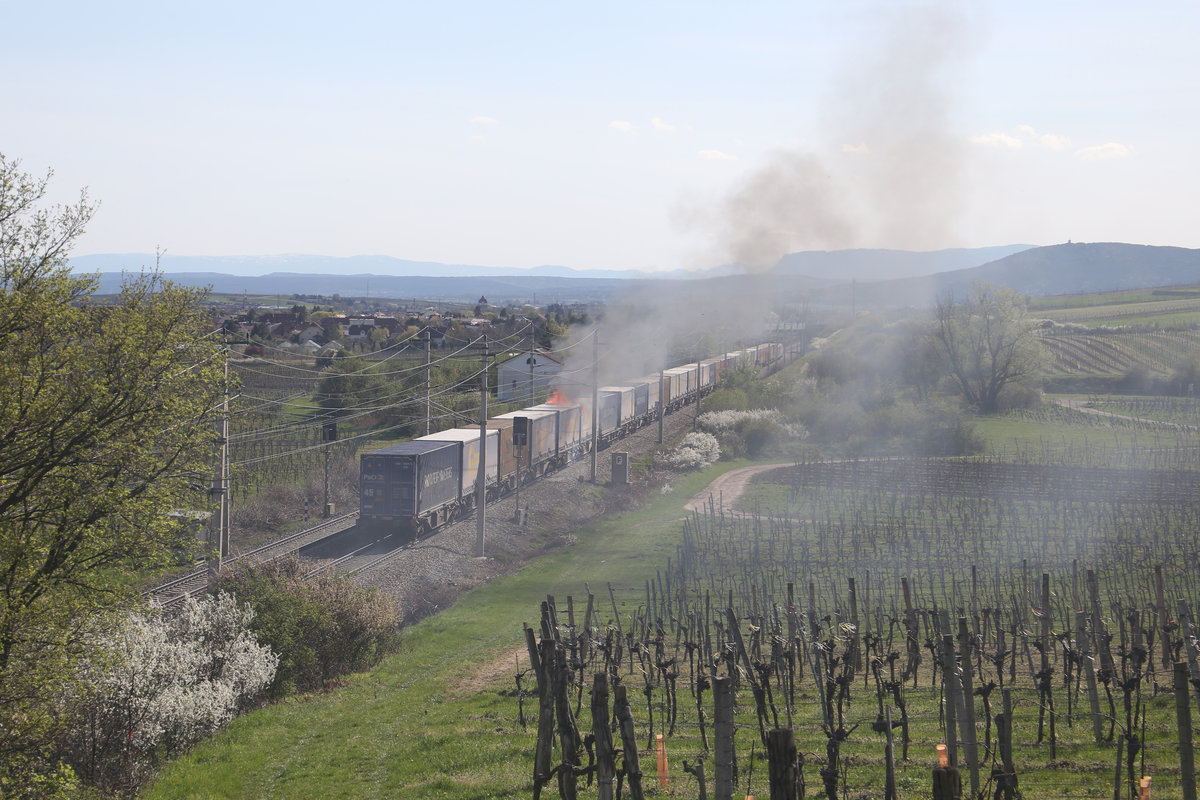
496,348 -> 563,403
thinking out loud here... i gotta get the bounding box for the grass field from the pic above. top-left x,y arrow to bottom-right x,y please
146,393 -> 1200,799
145,464 -> 744,799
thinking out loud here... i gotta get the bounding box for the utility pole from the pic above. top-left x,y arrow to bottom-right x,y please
322,419 -> 338,517
424,329 -> 431,436
528,334 -> 536,405
476,334 -> 488,557
208,341 -> 230,575
657,367 -> 664,444
694,357 -> 701,428
590,331 -> 599,483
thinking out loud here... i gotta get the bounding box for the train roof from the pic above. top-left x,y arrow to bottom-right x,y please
421,427 -> 497,443
366,440 -> 458,457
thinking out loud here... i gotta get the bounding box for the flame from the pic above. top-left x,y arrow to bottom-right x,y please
548,389 -> 569,405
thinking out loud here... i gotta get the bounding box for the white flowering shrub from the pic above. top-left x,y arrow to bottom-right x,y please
696,409 -> 807,458
698,408 -> 806,437
64,593 -> 277,791
669,431 -> 721,470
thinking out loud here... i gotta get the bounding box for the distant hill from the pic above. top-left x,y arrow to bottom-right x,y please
773,245 -> 1035,281
813,243 -> 1200,308
86,271 -> 625,305
952,243 -> 1200,295
69,253 -> 694,282
73,243 -> 1200,307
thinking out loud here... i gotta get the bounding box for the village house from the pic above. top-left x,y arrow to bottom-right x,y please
496,348 -> 563,402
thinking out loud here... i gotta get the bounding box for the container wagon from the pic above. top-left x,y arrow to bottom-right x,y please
360,440 -> 461,537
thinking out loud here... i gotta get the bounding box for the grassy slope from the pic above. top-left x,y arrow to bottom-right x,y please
145,463 -> 746,800
148,404 -> 1200,799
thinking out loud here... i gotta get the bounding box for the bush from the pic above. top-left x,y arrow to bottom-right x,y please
669,432 -> 720,470
63,594 -> 277,792
697,409 -> 803,459
741,417 -> 783,458
216,557 -> 401,697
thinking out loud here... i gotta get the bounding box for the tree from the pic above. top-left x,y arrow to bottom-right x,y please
315,355 -> 381,416
0,154 -> 225,788
930,282 -> 1043,413
64,594 -> 276,792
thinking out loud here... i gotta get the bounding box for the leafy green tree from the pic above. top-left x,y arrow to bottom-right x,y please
315,355 -> 381,416
0,154 -> 225,788
930,283 -> 1044,413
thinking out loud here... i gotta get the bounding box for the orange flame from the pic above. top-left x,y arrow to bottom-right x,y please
548,389 -> 569,405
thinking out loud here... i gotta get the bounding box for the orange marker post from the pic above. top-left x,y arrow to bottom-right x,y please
656,733 -> 668,790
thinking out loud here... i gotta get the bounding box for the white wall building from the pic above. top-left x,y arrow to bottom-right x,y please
496,349 -> 563,403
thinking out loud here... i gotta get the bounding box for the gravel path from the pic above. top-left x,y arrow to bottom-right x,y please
683,461 -> 792,514
358,410 -> 697,624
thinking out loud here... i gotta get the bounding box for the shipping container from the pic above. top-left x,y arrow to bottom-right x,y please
662,367 -> 690,408
496,408 -> 559,474
527,402 -> 586,459
600,386 -> 635,426
620,380 -> 650,418
422,427 -> 500,493
596,390 -> 622,439
633,375 -> 661,411
485,418 -> 517,488
360,440 -> 460,521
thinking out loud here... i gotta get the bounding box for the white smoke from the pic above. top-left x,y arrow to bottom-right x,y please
685,3 -> 976,270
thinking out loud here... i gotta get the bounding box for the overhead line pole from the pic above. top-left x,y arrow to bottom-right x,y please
658,367 -> 664,445
209,340 -> 230,576
424,330 -> 431,436
476,334 -> 488,558
591,331 -> 599,484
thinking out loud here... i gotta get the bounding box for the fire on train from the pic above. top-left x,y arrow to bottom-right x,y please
359,342 -> 783,538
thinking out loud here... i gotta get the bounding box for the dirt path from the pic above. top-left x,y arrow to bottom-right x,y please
684,462 -> 792,514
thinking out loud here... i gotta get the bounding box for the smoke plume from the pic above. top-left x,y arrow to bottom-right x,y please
693,3 -> 974,270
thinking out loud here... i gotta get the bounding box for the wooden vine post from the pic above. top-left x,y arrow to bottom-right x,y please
713,676 -> 736,800
592,673 -> 616,800
613,682 -> 646,800
525,627 -> 555,799
1176,661 -> 1198,800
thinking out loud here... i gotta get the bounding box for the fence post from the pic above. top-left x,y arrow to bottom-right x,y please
592,673 -> 616,800
1176,661 -> 1198,800
713,676 -> 736,800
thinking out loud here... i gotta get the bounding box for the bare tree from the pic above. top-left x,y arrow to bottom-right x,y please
930,283 -> 1043,413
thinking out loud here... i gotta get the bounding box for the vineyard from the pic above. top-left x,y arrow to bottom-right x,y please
522,457 -> 1200,798
1038,328 -> 1200,383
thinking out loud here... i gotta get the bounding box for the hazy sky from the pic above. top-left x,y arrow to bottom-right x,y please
5,1 -> 1198,272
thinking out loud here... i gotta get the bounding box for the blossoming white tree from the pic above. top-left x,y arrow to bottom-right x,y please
66,593 -> 278,791
670,431 -> 721,470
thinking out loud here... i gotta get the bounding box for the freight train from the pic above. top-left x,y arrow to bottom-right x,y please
359,342 -> 782,538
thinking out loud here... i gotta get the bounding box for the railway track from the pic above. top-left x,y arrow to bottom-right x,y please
145,511 -> 361,608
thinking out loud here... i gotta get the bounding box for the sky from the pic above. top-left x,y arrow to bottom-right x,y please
4,1 -> 1199,273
